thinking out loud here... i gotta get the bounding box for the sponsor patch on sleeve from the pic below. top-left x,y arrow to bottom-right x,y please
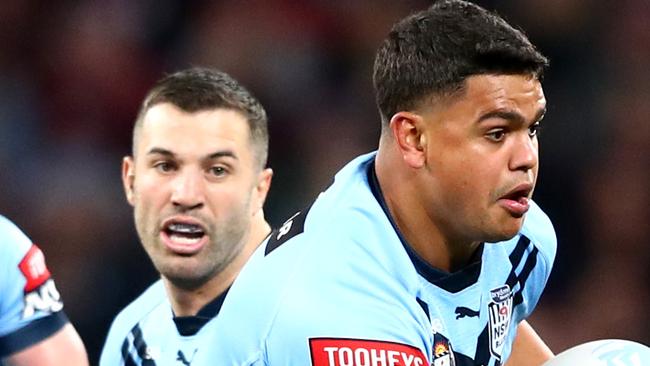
18,244 -> 63,318
18,244 -> 52,292
310,338 -> 429,366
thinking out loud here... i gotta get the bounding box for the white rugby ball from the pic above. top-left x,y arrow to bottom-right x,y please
543,339 -> 650,366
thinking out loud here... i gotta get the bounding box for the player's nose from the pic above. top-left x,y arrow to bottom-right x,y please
170,170 -> 205,210
509,133 -> 538,172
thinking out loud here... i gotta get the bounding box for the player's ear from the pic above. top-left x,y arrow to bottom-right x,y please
122,156 -> 136,206
389,111 -> 426,169
252,168 -> 273,214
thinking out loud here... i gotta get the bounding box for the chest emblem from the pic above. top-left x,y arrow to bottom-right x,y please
431,332 -> 456,366
487,285 -> 513,361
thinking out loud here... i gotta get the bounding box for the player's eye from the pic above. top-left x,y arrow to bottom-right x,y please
528,122 -> 542,138
208,166 -> 228,178
486,129 -> 506,142
153,161 -> 175,173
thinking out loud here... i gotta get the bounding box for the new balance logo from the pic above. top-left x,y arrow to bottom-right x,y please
455,306 -> 480,319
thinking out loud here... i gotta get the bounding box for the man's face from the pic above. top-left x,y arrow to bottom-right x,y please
419,74 -> 546,243
123,103 -> 261,289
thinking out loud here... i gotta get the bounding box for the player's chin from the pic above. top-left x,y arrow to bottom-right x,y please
162,265 -> 213,290
156,256 -> 203,276
487,218 -> 524,242
502,221 -> 524,239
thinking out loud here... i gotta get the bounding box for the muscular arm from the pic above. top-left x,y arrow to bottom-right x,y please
4,323 -> 88,366
504,320 -> 553,366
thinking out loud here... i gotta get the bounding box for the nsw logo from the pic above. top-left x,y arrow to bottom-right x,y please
487,285 -> 513,361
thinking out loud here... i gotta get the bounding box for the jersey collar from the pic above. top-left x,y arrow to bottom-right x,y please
172,287 -> 229,336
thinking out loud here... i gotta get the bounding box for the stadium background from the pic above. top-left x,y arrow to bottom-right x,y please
0,0 -> 647,363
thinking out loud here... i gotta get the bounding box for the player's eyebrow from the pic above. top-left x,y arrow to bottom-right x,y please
207,150 -> 238,161
478,107 -> 546,125
145,148 -> 238,161
147,147 -> 175,157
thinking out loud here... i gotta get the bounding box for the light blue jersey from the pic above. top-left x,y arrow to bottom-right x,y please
0,216 -> 68,359
209,152 -> 556,366
100,279 -> 229,366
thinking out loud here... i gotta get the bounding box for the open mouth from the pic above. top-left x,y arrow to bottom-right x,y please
502,188 -> 530,204
499,184 -> 532,216
161,219 -> 208,254
165,223 -> 205,243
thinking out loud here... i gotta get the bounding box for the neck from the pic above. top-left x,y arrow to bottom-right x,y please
164,213 -> 271,316
375,145 -> 480,273
164,277 -> 227,317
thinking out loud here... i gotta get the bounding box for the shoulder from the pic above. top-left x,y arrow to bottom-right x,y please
217,232 -> 425,364
216,209 -> 417,362
213,153 -> 422,362
219,227 -> 426,364
100,280 -> 166,363
225,152 -> 404,316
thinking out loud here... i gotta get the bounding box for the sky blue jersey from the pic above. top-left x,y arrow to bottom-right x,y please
0,215 -> 68,359
208,152 -> 557,366
100,279 -> 229,366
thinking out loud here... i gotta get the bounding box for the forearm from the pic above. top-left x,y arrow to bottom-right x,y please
504,320 -> 554,366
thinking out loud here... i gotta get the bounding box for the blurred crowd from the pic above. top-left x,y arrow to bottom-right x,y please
0,0 -> 647,363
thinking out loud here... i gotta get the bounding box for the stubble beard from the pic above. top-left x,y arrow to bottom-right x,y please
133,203 -> 251,291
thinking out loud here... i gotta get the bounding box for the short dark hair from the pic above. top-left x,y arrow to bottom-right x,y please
133,67 -> 269,170
373,0 -> 548,125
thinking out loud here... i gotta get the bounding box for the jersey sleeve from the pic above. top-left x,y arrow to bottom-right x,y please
0,216 -> 68,358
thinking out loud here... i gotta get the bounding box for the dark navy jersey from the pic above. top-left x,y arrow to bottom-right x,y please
209,152 -> 556,366
0,215 -> 68,359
